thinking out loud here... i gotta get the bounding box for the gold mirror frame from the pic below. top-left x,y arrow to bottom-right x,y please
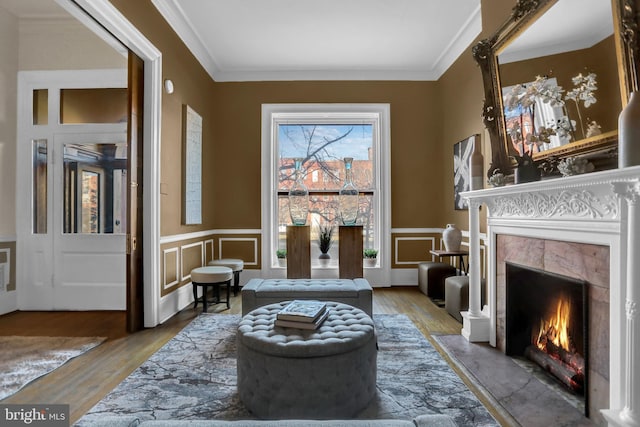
473,0 -> 639,177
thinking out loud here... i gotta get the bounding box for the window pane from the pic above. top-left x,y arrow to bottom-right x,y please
81,171 -> 100,233
278,123 -> 375,228
33,89 -> 48,125
60,88 -> 127,124
278,124 -> 374,192
32,139 -> 48,234
277,193 -> 375,253
63,142 -> 127,234
275,121 -> 379,266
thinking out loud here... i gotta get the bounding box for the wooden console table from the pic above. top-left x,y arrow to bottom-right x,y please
287,225 -> 310,278
429,249 -> 468,275
339,225 -> 363,279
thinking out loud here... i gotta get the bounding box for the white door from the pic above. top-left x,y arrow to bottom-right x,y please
17,70 -> 127,310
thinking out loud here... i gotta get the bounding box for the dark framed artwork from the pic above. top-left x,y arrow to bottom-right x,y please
453,134 -> 478,210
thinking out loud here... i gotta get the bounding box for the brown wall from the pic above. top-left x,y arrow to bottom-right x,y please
60,88 -> 128,124
110,0 -> 217,237
111,0 -> 521,240
437,0 -> 515,231
104,0 -> 525,279
107,0 -> 524,273
211,81 -> 442,229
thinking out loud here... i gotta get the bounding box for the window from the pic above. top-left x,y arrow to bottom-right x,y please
262,104 -> 390,270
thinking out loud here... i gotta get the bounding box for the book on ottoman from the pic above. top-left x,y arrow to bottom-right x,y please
274,309 -> 330,330
276,300 -> 327,322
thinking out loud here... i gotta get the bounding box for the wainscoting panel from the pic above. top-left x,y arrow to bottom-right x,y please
393,236 -> 437,267
180,242 -> 204,282
217,237 -> 259,267
389,229 -> 487,285
162,247 -> 179,290
159,230 -> 261,299
0,240 -> 16,315
204,239 -> 213,265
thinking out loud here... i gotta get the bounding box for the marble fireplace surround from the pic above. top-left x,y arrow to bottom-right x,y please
497,234 -> 609,423
461,166 -> 640,427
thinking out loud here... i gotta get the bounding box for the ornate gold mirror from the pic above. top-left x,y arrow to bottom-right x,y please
473,0 -> 639,177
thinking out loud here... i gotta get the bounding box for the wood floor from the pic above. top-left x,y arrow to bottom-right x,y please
0,287 -> 508,425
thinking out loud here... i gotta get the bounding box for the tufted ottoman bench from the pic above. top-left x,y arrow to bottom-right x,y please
236,301 -> 377,419
241,278 -> 373,317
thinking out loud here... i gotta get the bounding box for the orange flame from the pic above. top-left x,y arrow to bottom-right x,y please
536,298 -> 571,352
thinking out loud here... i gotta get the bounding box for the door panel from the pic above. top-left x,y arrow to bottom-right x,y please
127,52 -> 144,331
53,239 -> 125,309
52,133 -> 127,310
16,70 -> 129,311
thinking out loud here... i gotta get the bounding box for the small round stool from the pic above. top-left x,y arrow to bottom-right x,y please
208,258 -> 244,296
190,266 -> 233,312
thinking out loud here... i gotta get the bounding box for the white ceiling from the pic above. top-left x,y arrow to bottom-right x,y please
151,0 -> 482,82
498,0 -> 613,64
2,0 -> 615,82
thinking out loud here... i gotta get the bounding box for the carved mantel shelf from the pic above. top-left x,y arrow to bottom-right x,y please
461,165 -> 640,427
464,166 -> 640,220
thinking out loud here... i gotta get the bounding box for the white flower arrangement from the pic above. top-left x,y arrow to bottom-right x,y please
565,72 -> 598,138
504,75 -> 564,153
548,116 -> 576,141
487,169 -> 506,187
505,72 -> 598,146
565,73 -> 598,108
585,120 -> 602,138
557,157 -> 595,177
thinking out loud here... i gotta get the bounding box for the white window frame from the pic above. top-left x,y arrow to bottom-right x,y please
261,104 -> 391,285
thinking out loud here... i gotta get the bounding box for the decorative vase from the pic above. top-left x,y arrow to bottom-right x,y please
288,158 -> 309,225
318,253 -> 331,267
442,224 -> 462,252
364,258 -> 377,268
618,91 -> 640,168
338,157 -> 359,225
514,162 -> 541,184
470,135 -> 484,190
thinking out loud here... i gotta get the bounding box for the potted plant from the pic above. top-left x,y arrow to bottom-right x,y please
276,249 -> 287,267
317,224 -> 333,267
363,248 -> 378,267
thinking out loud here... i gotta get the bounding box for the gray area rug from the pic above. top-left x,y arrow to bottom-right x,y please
78,314 -> 498,426
0,335 -> 106,400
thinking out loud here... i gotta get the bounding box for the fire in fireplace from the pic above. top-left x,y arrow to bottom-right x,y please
525,297 -> 586,393
505,262 -> 589,415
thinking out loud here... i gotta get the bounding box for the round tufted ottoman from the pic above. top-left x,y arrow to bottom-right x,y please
236,301 -> 377,419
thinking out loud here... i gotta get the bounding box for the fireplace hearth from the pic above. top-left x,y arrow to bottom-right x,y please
506,262 -> 588,413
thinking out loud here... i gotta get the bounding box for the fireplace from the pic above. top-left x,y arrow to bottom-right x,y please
461,166 -> 640,427
505,262 -> 589,415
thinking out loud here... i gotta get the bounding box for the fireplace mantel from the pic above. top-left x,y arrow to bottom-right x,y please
462,166 -> 640,427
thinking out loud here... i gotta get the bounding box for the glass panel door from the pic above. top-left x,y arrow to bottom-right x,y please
61,142 -> 127,234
